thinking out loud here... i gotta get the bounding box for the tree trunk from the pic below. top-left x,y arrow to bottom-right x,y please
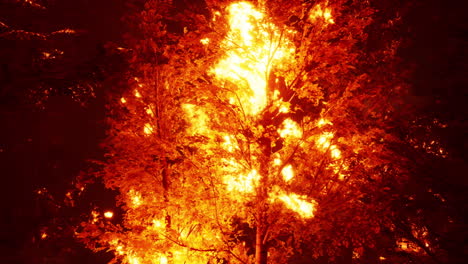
255,211 -> 267,264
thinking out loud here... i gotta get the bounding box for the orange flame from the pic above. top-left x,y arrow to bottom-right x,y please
212,2 -> 295,115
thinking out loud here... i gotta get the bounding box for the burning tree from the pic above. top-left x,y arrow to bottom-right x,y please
76,0 -> 409,263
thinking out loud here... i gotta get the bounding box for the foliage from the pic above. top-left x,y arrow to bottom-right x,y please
73,0 -> 439,263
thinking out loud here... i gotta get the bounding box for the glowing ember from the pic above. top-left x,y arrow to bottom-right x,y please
309,4 -> 335,24
146,106 -> 154,117
41,232 -> 48,239
278,118 -> 302,138
134,89 -> 142,98
281,164 -> 294,182
182,104 -> 210,136
104,211 -> 114,219
277,193 -> 316,218
200,38 -> 210,45
317,132 -> 334,149
129,189 -> 142,208
317,118 -> 332,127
121,97 -> 127,104
225,169 -> 259,193
159,256 -> 168,264
143,123 -> 154,135
330,145 -> 341,159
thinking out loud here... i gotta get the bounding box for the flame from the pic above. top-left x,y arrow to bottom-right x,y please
200,38 -> 210,45
309,4 -> 335,24
317,118 -> 332,127
143,123 -> 154,135
121,97 -> 127,104
317,132 -> 334,149
146,105 -> 155,117
278,118 -> 302,138
281,164 -> 294,182
224,169 -> 259,193
222,135 -> 237,152
277,192 -> 316,218
134,89 -> 142,98
159,256 -> 168,264
212,2 -> 295,115
104,211 -> 114,219
129,189 -> 142,208
182,104 -> 210,136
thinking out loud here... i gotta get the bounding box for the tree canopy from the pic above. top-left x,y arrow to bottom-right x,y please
70,1 -> 466,264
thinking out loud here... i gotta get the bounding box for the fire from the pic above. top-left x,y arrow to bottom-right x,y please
129,189 -> 143,208
224,169 -> 259,193
104,211 -> 114,219
277,193 -> 316,218
278,118 -> 302,138
121,97 -> 127,104
281,164 -> 294,182
143,123 -> 154,135
134,89 -> 142,98
309,4 -> 335,24
200,37 -> 210,45
182,104 -> 210,136
212,1 -> 295,115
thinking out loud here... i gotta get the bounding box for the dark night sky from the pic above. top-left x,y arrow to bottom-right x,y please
0,0 -> 466,263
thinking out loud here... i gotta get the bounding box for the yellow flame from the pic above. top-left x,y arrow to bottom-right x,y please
278,193 -> 316,218
129,189 -> 142,208
127,255 -> 140,264
143,123 -> 154,135
200,38 -> 210,45
224,169 -> 259,193
121,97 -> 127,104
182,104 -> 211,136
281,164 -> 294,182
317,118 -> 332,127
309,4 -> 335,24
104,211 -> 114,219
278,118 -> 302,138
134,89 -> 142,98
159,256 -> 168,264
212,2 -> 295,115
222,135 -> 237,152
317,132 -> 334,149
330,145 -> 341,159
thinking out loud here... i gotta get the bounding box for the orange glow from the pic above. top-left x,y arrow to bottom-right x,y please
121,97 -> 127,104
317,118 -> 332,127
200,38 -> 210,45
129,189 -> 142,208
277,192 -> 316,218
281,164 -> 294,182
309,4 -> 335,24
278,118 -> 302,138
317,132 -> 334,149
134,89 -> 142,98
41,232 -> 48,239
146,105 -> 154,117
104,211 -> 114,219
212,1 -> 295,115
91,210 -> 99,224
222,135 -> 237,152
143,123 -> 154,135
182,104 -> 210,136
159,256 -> 168,264
224,169 -> 259,193
330,145 -> 341,159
